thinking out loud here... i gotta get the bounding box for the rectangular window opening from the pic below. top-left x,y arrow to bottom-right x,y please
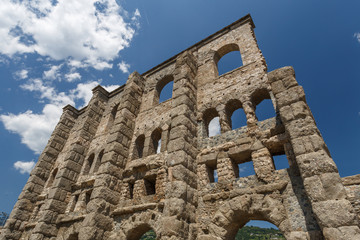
206,162 -> 218,183
85,190 -> 92,205
129,182 -> 134,199
236,160 -> 255,178
144,177 -> 156,196
272,153 -> 290,170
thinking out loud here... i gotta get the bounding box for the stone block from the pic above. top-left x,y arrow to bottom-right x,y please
313,199 -> 357,228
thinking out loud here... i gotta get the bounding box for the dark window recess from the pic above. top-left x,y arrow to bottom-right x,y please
144,178 -> 156,195
206,162 -> 218,183
129,182 -> 134,199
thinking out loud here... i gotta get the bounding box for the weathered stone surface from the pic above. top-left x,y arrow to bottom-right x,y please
2,14 -> 360,240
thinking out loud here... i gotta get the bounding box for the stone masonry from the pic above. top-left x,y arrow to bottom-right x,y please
1,14 -> 360,240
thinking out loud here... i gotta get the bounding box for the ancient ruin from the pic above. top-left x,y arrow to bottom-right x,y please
1,14 -> 360,240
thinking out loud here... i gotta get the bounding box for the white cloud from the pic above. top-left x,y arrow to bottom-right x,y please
1,79 -> 119,153
208,117 -> 221,137
43,64 -> 62,80
0,0 -> 141,70
14,161 -> 35,174
65,72 -> 81,82
103,84 -> 120,92
354,32 -> 360,43
15,69 -> 28,79
118,61 -> 130,73
1,105 -> 62,154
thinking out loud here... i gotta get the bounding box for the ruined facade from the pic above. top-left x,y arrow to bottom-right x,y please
2,14 -> 360,240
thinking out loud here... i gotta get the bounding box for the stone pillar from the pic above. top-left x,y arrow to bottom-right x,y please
0,105 -> 77,240
217,157 -> 236,183
78,72 -> 145,240
268,67 -> 360,239
163,51 -> 198,240
26,87 -> 108,240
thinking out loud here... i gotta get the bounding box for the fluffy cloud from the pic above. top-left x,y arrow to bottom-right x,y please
208,117 -> 221,137
0,0 -> 140,70
1,105 -> 63,154
43,64 -> 62,80
118,61 -> 130,73
14,161 -> 35,174
65,72 -> 81,82
1,79 -> 119,154
354,33 -> 360,43
15,69 -> 29,80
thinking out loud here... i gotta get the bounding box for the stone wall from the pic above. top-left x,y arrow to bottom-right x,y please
1,14 -> 359,240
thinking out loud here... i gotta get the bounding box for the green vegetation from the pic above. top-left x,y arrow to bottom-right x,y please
139,226 -> 284,240
140,229 -> 156,240
235,226 -> 285,240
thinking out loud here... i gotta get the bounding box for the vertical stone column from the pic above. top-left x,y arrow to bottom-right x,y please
0,105 -> 77,240
27,87 -> 108,240
217,157 -> 236,183
79,72 -> 145,240
268,67 -> 360,239
163,51 -> 198,240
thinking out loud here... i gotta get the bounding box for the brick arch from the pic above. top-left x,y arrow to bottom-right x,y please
203,194 -> 289,239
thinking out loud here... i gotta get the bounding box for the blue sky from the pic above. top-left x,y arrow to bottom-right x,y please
0,0 -> 359,228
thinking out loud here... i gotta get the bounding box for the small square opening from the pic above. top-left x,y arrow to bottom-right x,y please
272,154 -> 290,170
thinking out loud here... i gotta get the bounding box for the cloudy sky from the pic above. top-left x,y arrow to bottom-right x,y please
0,0 -> 359,227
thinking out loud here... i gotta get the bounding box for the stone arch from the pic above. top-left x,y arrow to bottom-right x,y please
82,153 -> 95,175
110,211 -> 161,240
202,108 -> 220,137
46,167 -> 58,188
149,127 -> 162,155
250,88 -> 276,122
213,43 -> 243,76
225,99 -> 247,130
204,194 -> 289,239
154,75 -> 174,104
106,103 -> 119,132
132,134 -> 145,159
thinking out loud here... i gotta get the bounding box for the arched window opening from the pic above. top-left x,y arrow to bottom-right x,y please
155,75 -> 174,104
150,129 -> 162,155
236,220 -> 284,239
106,104 -> 119,131
252,89 -> 276,122
92,149 -> 104,174
47,168 -> 58,188
214,43 -> 243,76
128,224 -> 156,240
133,135 -> 145,159
225,99 -> 246,130
67,233 -> 79,240
83,154 -> 95,175
203,108 -> 221,137
140,229 -> 156,240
